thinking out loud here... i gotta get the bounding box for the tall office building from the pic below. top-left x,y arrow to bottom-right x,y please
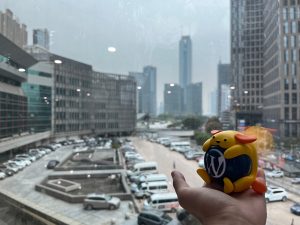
231,0 -> 264,127
130,66 -> 157,117
33,29 -> 50,50
142,66 -> 157,117
179,36 -> 192,88
186,82 -> 203,116
263,0 -> 300,138
217,63 -> 231,116
129,72 -> 145,114
179,35 -> 192,111
0,9 -> 27,48
164,83 -> 183,116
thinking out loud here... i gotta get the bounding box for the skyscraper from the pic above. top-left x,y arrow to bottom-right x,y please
217,63 -> 231,117
231,0 -> 264,127
186,82 -> 203,116
263,0 -> 300,138
142,66 -> 157,117
164,83 -> 183,116
0,9 -> 27,48
130,66 -> 157,117
33,29 -> 50,50
179,36 -> 192,89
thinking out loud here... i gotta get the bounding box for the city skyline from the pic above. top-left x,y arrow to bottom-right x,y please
0,0 -> 230,115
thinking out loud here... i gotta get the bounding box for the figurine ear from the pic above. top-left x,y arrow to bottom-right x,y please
235,133 -> 257,144
211,130 -> 221,135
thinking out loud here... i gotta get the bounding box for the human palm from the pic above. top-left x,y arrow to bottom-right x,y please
172,169 -> 267,225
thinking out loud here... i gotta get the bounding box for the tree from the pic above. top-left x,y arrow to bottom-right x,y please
182,117 -> 202,130
205,116 -> 222,133
194,131 -> 211,145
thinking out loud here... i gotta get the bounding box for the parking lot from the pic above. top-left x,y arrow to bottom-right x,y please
0,145 -> 137,225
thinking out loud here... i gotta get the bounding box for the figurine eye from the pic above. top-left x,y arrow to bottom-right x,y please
212,136 -> 215,139
224,139 -> 227,142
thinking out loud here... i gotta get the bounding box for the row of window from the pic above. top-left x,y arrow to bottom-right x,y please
284,93 -> 298,104
55,122 -> 120,132
284,123 -> 299,137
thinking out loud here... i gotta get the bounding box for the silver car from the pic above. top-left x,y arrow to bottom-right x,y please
83,194 -> 120,210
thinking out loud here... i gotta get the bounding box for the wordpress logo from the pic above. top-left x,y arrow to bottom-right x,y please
205,148 -> 226,178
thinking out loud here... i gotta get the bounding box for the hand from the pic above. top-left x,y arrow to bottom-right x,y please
172,169 -> 267,225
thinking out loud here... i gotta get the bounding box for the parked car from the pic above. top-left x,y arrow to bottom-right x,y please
138,210 -> 173,225
266,170 -> 284,178
16,154 -> 36,162
290,202 -> 300,216
184,151 -> 204,160
3,168 -> 14,176
291,177 -> 300,184
265,187 -> 287,203
46,160 -> 60,169
0,170 -> 6,179
83,193 -> 120,210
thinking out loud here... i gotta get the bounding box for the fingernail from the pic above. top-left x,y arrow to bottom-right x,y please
171,171 -> 176,178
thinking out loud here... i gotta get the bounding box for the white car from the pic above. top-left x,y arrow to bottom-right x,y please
266,170 -> 284,178
265,187 -> 287,203
0,171 -> 6,179
291,177 -> 300,184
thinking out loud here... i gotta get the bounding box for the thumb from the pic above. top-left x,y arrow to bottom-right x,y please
172,170 -> 190,193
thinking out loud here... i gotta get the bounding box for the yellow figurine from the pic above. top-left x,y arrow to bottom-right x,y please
197,130 -> 266,194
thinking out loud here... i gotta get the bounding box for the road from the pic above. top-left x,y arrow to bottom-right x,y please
131,137 -> 300,225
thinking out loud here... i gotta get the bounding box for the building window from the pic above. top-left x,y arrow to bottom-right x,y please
284,22 -> 289,33
292,49 -> 297,61
284,36 -> 288,47
284,93 -> 289,104
285,107 -> 290,120
284,78 -> 289,89
292,107 -> 297,119
284,64 -> 289,76
285,123 -> 290,137
292,63 -> 297,75
292,21 -> 297,33
292,78 -> 297,89
284,50 -> 289,62
290,7 -> 295,19
291,35 -> 296,47
292,93 -> 297,104
292,124 -> 297,136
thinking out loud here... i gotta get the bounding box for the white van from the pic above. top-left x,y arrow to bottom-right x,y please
127,161 -> 158,179
134,181 -> 168,198
131,174 -> 168,193
143,192 -> 180,212
170,141 -> 191,151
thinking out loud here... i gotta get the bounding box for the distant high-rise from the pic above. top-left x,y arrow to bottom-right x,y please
164,83 -> 183,116
129,72 -> 145,114
143,66 -> 157,117
179,36 -> 192,89
217,63 -> 231,116
130,66 -> 157,117
186,82 -> 203,116
0,9 -> 27,48
33,29 -> 50,50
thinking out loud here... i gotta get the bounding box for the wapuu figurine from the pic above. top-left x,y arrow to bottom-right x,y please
197,130 -> 267,194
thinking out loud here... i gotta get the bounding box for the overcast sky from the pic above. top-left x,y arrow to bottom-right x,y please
1,0 -> 230,115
